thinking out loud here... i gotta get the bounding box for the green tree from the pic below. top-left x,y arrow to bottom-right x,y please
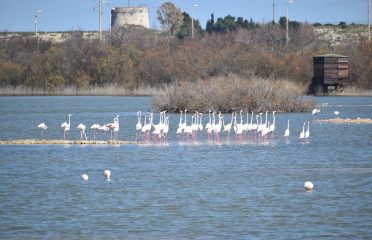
206,14 -> 215,33
177,12 -> 203,39
157,2 -> 183,35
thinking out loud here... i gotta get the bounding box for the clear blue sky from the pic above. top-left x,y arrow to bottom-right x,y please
0,0 -> 368,32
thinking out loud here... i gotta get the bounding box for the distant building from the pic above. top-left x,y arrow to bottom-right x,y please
111,7 -> 150,29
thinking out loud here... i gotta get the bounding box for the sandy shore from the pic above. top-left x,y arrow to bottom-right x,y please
316,118 -> 372,124
0,139 -> 141,145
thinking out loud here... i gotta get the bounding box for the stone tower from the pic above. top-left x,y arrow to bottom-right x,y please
111,7 -> 150,29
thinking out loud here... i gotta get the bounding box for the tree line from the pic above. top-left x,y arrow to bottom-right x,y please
0,2 -> 370,94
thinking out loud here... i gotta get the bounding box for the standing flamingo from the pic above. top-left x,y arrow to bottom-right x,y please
142,113 -> 153,141
305,121 -> 310,139
37,122 -> 47,140
257,113 -> 264,134
91,123 -> 100,140
99,124 -> 110,141
334,111 -> 340,118
113,115 -> 119,141
223,113 -> 234,140
299,122 -> 305,141
268,111 -> 276,134
284,119 -> 290,139
213,112 -> 223,141
61,114 -> 71,140
198,113 -> 203,132
184,117 -> 193,141
77,123 -> 87,141
136,111 -> 142,140
176,111 -> 184,140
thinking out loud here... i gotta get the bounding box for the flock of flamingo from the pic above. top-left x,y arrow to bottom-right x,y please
134,109 -> 311,143
36,107 -> 341,144
38,114 -> 120,141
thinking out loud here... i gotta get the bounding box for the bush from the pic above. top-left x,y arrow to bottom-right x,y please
153,74 -> 314,112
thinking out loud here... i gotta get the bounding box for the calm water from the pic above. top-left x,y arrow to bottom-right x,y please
0,96 -> 371,239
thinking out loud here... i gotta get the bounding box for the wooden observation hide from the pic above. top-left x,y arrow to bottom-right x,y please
310,53 -> 350,94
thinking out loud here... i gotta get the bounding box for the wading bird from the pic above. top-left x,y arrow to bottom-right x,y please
284,119 -> 290,139
305,121 -> 310,139
136,111 -> 142,140
312,108 -> 320,115
61,114 -> 71,140
113,115 -> 119,141
77,123 -> 87,141
37,122 -> 47,140
104,170 -> 111,180
90,123 -> 100,141
299,122 -> 306,141
304,181 -> 313,191
81,173 -> 89,181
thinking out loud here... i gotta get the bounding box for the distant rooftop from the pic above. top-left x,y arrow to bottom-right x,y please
314,53 -> 348,58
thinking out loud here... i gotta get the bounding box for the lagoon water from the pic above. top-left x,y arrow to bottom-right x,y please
0,96 -> 371,239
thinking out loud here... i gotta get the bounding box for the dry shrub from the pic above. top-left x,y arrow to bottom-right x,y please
153,74 -> 314,112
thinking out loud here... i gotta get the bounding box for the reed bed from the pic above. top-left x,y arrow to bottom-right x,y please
0,85 -> 160,96
335,86 -> 372,96
153,74 -> 315,113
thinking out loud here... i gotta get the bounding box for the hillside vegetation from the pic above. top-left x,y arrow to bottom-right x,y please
0,19 -> 371,98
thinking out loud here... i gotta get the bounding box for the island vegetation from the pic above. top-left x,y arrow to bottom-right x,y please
0,2 -> 370,111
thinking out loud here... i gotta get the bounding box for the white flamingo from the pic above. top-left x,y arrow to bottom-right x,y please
334,111 -> 340,118
90,123 -> 101,140
284,119 -> 290,139
198,113 -> 203,131
251,114 -> 259,131
268,111 -> 276,133
242,111 -> 249,134
99,125 -> 110,140
305,121 -> 310,139
153,111 -> 166,133
105,115 -> 119,140
81,173 -> 89,181
223,113 -> 234,140
77,123 -> 87,141
205,110 -> 212,131
176,111 -> 184,140
192,112 -> 199,141
176,110 -> 184,136
37,122 -> 47,139
142,113 -> 153,141
233,110 -> 244,140
104,170 -> 111,180
184,115 -> 193,141
162,116 -> 170,141
61,114 -> 71,140
257,113 -> 264,133
247,112 -> 254,131
312,108 -> 320,115
304,181 -> 313,191
213,112 -> 223,141
261,121 -> 270,138
205,110 -> 213,140
113,115 -> 119,141
299,122 -> 305,141
136,111 -> 142,140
